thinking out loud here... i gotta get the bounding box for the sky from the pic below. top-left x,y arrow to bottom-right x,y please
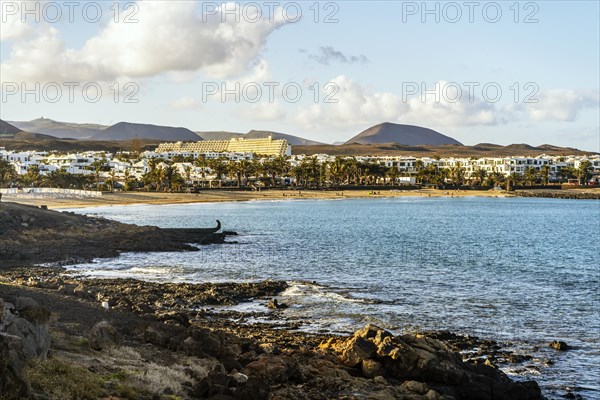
1,0 -> 599,150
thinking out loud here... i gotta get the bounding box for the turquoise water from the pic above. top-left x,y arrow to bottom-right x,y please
63,197 -> 600,399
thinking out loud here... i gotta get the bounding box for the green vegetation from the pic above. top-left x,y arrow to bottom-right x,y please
25,358 -> 103,400
1,153 -> 596,192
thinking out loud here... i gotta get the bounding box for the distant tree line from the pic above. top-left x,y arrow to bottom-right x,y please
0,157 -> 595,191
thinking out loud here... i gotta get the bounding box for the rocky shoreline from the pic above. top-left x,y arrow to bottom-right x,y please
514,190 -> 600,200
0,267 -> 545,400
0,200 -> 550,399
0,202 -> 235,268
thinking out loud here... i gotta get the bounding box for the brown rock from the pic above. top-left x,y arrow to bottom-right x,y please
143,326 -> 168,346
0,333 -> 30,399
15,297 -> 50,324
88,320 -> 120,351
361,359 -> 383,378
401,380 -> 430,395
244,355 -> 297,384
549,340 -> 570,351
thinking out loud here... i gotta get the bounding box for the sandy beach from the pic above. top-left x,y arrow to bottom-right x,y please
2,188 -> 513,209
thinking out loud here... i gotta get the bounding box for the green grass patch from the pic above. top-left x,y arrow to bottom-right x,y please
25,358 -> 103,400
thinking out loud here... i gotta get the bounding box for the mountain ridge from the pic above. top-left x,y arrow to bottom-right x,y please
346,122 -> 463,146
91,122 -> 201,141
8,118 -> 106,139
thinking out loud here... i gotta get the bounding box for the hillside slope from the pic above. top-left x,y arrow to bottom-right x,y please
92,122 -> 201,141
345,122 -> 463,146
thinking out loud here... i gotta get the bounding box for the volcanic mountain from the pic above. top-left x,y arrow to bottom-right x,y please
345,122 -> 462,146
91,122 -> 201,141
7,118 -> 106,139
1,120 -> 22,138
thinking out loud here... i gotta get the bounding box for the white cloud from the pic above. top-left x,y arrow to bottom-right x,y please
0,1 -> 34,41
169,96 -> 203,111
523,89 -> 599,122
294,76 -> 499,131
1,1 -> 287,84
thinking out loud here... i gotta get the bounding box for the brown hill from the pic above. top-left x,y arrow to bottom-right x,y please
346,122 -> 462,146
1,120 -> 22,138
92,122 -> 200,141
0,138 -> 162,153
8,118 -> 106,139
293,143 -> 594,157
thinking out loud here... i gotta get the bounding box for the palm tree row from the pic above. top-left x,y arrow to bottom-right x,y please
1,157 -> 595,192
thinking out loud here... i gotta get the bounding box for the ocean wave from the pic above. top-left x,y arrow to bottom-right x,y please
281,281 -> 377,304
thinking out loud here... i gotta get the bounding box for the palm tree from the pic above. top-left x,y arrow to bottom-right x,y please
23,164 -> 41,187
387,167 -> 399,185
329,157 -> 345,185
209,159 -> 228,186
183,165 -> 192,186
123,169 -> 132,191
107,168 -> 117,192
159,165 -> 182,191
473,168 -> 488,187
557,166 -> 576,183
292,164 -> 304,187
252,159 -> 268,187
523,167 -> 538,186
489,171 -> 505,187
90,159 -> 104,190
577,160 -> 592,185
540,165 -> 551,186
274,155 -> 289,186
343,158 -> 358,184
414,160 -> 424,173
0,160 -> 17,188
304,157 -> 321,188
43,169 -> 83,189
448,162 -> 465,186
229,160 -> 253,187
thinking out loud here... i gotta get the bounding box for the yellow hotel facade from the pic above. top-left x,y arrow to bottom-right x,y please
155,136 -> 291,157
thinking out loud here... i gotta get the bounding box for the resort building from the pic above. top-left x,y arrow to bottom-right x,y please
155,136 -> 291,158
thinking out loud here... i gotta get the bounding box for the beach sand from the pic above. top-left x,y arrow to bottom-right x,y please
1,188 -> 511,209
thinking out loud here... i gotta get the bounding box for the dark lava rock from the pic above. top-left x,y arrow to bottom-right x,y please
88,320 -> 120,351
0,332 -> 30,399
0,202 -> 232,267
267,299 -> 288,310
549,340 -> 570,351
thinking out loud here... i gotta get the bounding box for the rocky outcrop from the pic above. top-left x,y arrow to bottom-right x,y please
0,271 -> 551,400
0,297 -> 52,399
514,190 -> 600,200
88,320 -> 121,351
318,324 -> 543,400
0,202 -> 236,267
549,340 -> 570,351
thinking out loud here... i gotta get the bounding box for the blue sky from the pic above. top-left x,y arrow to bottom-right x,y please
1,1 -> 599,150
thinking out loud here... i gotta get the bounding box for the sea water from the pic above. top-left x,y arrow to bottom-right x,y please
62,197 -> 600,399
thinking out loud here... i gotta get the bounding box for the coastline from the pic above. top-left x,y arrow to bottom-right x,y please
1,195 -> 592,399
4,188 -> 598,210
2,188 -> 512,209
0,267 -> 544,400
